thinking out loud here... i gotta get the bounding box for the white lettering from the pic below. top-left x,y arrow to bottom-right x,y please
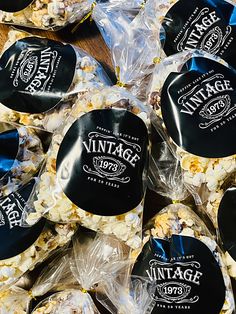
0,197 -> 22,228
82,138 -> 141,167
180,79 -> 233,115
185,11 -> 220,49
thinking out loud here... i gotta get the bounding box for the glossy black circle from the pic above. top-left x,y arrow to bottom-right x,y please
132,235 -> 226,314
161,56 -> 236,158
161,0 -> 236,68
0,37 -> 76,114
57,109 -> 149,216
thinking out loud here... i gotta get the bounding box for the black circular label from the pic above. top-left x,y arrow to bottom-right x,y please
161,56 -> 236,158
0,0 -> 34,12
218,186 -> 236,262
56,109 -> 149,216
161,0 -> 236,68
132,235 -> 226,314
0,123 -> 19,180
0,37 -> 76,114
0,179 -> 45,260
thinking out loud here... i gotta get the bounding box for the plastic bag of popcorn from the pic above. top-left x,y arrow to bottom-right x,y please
0,0 -> 95,31
0,29 -> 111,133
97,275 -> 156,314
0,121 -> 44,198
0,179 -> 77,291
134,0 -> 236,69
132,204 -> 235,314
27,233 -> 128,313
94,0 -> 236,101
31,289 -> 100,314
0,249 -> 83,313
25,86 -> 152,250
148,49 -> 236,208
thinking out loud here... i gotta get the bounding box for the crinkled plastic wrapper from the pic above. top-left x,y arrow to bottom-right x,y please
0,0 -> 93,31
149,49 -> 236,214
115,0 -> 236,99
31,289 -> 100,314
97,276 -> 156,314
25,86 -> 151,249
0,286 -> 30,314
133,204 -> 235,314
0,221 -> 76,290
30,233 -> 128,314
0,30 -> 111,133
0,122 -> 44,198
93,0 -> 157,98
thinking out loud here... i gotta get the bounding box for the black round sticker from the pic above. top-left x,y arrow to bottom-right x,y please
132,235 -> 226,314
0,124 -> 19,180
0,0 -> 34,12
0,179 -> 45,260
161,56 -> 236,158
0,37 -> 76,114
56,109 -> 149,216
218,186 -> 236,262
161,0 -> 236,68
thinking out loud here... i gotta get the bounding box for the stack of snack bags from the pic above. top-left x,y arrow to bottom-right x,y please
0,0 -> 235,313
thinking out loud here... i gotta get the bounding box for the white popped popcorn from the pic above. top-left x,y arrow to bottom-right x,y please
223,252 -> 236,280
179,150 -> 236,204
